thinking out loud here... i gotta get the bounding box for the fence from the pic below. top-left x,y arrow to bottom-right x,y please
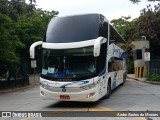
0,59 -> 40,90
149,59 -> 160,74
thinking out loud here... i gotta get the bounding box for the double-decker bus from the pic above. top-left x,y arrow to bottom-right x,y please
30,14 -> 127,102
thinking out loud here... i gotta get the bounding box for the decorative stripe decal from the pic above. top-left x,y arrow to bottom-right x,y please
60,80 -> 89,88
98,68 -> 106,77
120,52 -> 126,59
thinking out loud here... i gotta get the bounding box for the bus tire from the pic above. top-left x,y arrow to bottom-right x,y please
124,72 -> 127,82
121,72 -> 126,86
104,79 -> 111,99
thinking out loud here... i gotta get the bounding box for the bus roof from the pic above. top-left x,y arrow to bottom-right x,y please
44,14 -> 125,44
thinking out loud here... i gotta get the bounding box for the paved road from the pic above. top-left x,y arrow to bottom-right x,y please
0,78 -> 160,120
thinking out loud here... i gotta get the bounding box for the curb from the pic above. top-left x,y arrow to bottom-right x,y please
0,84 -> 39,93
127,76 -> 160,85
127,76 -> 139,81
145,81 -> 160,85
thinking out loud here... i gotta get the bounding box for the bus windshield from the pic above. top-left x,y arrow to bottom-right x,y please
41,46 -> 96,78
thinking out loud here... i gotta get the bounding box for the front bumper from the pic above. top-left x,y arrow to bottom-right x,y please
40,86 -> 100,102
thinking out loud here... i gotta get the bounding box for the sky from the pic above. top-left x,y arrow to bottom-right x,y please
36,0 -> 158,21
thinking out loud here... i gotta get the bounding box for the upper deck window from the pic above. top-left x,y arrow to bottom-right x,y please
45,14 -> 99,43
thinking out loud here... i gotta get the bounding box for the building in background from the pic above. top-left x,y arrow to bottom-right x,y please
130,36 -> 150,80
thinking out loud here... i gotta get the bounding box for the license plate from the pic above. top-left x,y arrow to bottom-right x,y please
60,95 -> 70,99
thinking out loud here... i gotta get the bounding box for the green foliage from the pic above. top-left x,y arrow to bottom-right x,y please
148,73 -> 160,81
111,3 -> 160,59
0,13 -> 24,64
130,0 -> 159,4
16,8 -> 58,62
111,3 -> 160,73
130,0 -> 140,4
133,4 -> 160,58
0,0 -> 58,76
111,16 -> 135,41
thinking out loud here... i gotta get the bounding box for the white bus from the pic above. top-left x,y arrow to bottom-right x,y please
30,14 -> 127,102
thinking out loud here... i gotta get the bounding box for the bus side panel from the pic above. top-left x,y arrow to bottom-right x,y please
98,73 -> 108,99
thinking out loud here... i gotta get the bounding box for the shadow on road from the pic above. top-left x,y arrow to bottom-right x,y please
46,100 -> 102,109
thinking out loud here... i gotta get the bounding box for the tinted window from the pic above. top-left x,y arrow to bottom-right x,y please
110,25 -> 125,44
108,57 -> 124,72
99,15 -> 108,38
45,14 -> 100,43
97,43 -> 107,73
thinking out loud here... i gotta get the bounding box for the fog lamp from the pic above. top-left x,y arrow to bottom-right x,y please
87,92 -> 95,98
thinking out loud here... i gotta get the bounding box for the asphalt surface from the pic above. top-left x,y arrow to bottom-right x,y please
0,78 -> 160,120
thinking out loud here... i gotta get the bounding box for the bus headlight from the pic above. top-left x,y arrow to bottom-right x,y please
80,79 -> 100,90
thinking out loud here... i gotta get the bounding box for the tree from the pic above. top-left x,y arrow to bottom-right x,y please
111,3 -> 160,59
111,16 -> 135,41
0,0 -> 59,79
0,13 -> 24,64
17,8 -> 58,73
132,4 -> 160,58
130,0 -> 141,4
130,0 -> 160,4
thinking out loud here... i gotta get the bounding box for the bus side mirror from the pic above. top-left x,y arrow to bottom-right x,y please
30,41 -> 43,59
94,37 -> 106,57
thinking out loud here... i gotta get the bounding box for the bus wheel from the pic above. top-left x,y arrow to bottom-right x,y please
104,79 -> 111,99
124,72 -> 127,82
121,73 -> 126,86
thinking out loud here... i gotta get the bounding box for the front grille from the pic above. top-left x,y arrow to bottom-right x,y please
41,84 -> 84,93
